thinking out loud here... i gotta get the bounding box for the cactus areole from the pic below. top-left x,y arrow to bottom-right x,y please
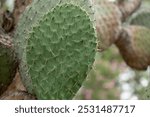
14,0 -> 97,99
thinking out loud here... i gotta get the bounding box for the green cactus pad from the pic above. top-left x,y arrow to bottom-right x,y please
0,35 -> 18,95
14,0 -> 97,99
130,10 -> 150,29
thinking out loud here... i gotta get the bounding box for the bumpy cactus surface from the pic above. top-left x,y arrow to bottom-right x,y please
0,34 -> 18,95
14,0 -> 97,99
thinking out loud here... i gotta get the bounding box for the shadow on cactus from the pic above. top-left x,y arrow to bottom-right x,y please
0,35 -> 18,95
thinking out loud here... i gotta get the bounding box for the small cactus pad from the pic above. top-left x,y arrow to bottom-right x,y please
14,0 -> 97,99
130,10 -> 150,29
0,35 -> 17,95
115,26 -> 150,70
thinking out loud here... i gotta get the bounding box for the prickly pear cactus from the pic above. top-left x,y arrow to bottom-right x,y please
93,0 -> 122,51
115,26 -> 150,70
0,34 -> 18,95
14,0 -> 97,99
129,0 -> 150,28
130,10 -> 150,28
13,0 -> 150,100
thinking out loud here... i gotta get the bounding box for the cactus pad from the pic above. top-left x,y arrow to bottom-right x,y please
14,1 -> 97,99
93,1 -> 121,51
130,10 -> 150,29
116,26 -> 150,70
0,35 -> 17,95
